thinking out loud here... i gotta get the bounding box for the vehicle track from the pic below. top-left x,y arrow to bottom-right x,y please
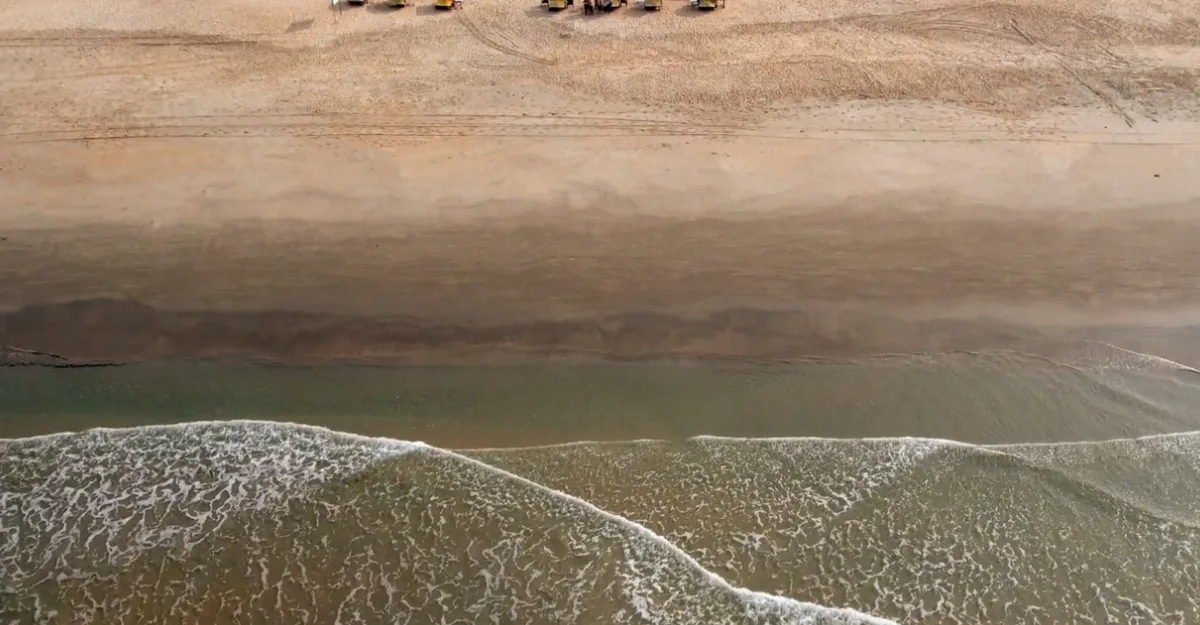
737,1 -> 1161,49
843,4 -> 1027,43
732,3 -> 1020,43
0,115 -> 743,144
1008,19 -> 1138,127
1,114 -> 1195,146
0,32 -> 276,48
2,58 -> 228,85
458,15 -> 555,66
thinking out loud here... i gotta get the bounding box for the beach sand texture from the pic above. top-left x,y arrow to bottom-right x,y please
2,0 -> 1200,358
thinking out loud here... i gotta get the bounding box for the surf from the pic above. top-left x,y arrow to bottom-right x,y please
5,422 -> 1200,623
0,421 -> 896,625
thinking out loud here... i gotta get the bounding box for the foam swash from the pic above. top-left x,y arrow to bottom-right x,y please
1,422 -> 895,625
4,420 -> 1200,624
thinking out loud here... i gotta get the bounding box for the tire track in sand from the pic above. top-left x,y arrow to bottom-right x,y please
457,15 -> 555,66
2,114 -> 1196,145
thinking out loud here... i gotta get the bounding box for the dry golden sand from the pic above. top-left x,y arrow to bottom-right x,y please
1,0 -> 1199,361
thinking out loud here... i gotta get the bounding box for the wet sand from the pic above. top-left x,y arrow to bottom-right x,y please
5,210 -> 1200,366
3,0 -> 1200,364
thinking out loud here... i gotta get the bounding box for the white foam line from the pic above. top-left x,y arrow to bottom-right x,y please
464,431 -> 1200,460
691,434 -> 970,447
0,419 -> 430,449
420,443 -> 899,625
1088,341 -> 1200,374
13,423 -> 1195,455
988,429 -> 1200,450
461,435 -> 970,454
460,439 -> 657,453
463,435 -> 971,454
691,432 -> 1200,450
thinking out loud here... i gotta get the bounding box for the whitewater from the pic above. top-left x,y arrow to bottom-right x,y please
3,419 -> 1199,625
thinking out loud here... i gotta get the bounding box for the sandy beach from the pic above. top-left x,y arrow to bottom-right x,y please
8,6 -> 1200,622
2,0 -> 1200,362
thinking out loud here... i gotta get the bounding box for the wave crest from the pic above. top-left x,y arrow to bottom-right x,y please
4,422 -> 1199,625
0,421 -> 891,625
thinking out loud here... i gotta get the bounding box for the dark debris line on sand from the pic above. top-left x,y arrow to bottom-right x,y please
0,345 -> 121,368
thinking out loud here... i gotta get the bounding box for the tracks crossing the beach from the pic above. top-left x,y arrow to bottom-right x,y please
2,114 -> 1197,146
1,1 -> 1197,143
0,32 -> 280,48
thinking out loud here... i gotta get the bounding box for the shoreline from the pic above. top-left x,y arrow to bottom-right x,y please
4,351 -> 1200,446
4,297 -> 1200,368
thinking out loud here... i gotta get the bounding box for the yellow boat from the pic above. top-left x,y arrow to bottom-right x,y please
695,0 -> 723,8
434,0 -> 455,9
386,0 -> 408,7
547,0 -> 574,10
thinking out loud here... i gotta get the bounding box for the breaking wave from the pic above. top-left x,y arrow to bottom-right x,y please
3,421 -> 1199,624
1,422 -> 891,625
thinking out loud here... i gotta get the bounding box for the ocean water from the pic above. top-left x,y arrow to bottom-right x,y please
3,346 -> 1200,444
2,345 -> 1200,624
